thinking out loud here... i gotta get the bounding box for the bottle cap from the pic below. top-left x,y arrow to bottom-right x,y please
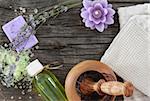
26,59 -> 44,77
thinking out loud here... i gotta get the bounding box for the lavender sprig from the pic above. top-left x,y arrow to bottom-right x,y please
30,0 -> 81,29
10,25 -> 36,51
10,0 -> 81,52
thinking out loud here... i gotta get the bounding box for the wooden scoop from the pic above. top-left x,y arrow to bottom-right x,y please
65,60 -> 134,101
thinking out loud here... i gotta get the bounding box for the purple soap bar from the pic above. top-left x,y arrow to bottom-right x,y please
2,16 -> 38,52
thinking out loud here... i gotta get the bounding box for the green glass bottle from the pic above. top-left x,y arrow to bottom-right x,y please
27,59 -> 67,101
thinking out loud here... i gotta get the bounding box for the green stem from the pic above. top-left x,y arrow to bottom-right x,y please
67,2 -> 81,9
34,0 -> 81,19
34,1 -> 81,31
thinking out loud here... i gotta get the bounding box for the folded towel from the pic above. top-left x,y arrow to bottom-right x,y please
101,15 -> 150,97
118,3 -> 150,28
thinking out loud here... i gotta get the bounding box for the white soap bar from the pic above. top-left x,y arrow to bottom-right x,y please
27,59 -> 44,77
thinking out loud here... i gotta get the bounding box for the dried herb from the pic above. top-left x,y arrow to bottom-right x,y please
0,46 -> 32,88
11,0 -> 81,51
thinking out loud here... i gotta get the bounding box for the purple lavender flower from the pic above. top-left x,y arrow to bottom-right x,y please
81,0 -> 115,32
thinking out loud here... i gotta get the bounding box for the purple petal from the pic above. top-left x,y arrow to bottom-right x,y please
107,8 -> 115,16
94,3 -> 103,9
93,0 -> 108,8
82,19 -> 86,23
108,4 -> 112,8
95,23 -> 105,32
100,16 -> 106,23
81,8 -> 86,12
88,7 -> 94,21
87,7 -> 94,13
103,8 -> 108,15
83,0 -> 93,9
100,0 -> 108,8
94,4 -> 108,15
85,20 -> 95,28
92,18 -> 101,24
105,16 -> 114,24
90,26 -> 95,30
89,14 -> 93,21
81,11 -> 89,19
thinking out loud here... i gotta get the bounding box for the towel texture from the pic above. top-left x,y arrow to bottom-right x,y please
118,3 -> 150,28
124,88 -> 150,101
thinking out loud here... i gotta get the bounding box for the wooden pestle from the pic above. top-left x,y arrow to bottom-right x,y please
80,78 -> 134,97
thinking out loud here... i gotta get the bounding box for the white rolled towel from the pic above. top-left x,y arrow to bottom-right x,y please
101,15 -> 150,97
118,3 -> 150,28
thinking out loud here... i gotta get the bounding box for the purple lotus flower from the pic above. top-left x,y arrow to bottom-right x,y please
81,0 -> 115,32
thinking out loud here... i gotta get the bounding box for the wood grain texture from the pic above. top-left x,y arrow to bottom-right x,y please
0,0 -> 149,101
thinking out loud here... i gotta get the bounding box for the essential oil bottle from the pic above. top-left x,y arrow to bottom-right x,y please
27,59 -> 67,101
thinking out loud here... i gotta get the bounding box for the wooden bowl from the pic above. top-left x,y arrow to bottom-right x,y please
65,60 -> 134,101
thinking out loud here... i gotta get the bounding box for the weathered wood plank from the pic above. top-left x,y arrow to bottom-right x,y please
33,46 -> 108,57
33,52 -> 102,65
0,84 -> 42,101
0,0 -> 148,9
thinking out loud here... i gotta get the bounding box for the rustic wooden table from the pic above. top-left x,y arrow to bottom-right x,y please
0,0 -> 149,101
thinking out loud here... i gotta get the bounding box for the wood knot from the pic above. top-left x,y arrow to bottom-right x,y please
49,40 -> 67,49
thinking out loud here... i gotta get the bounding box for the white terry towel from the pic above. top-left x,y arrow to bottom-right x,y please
101,14 -> 150,98
118,3 -> 150,28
